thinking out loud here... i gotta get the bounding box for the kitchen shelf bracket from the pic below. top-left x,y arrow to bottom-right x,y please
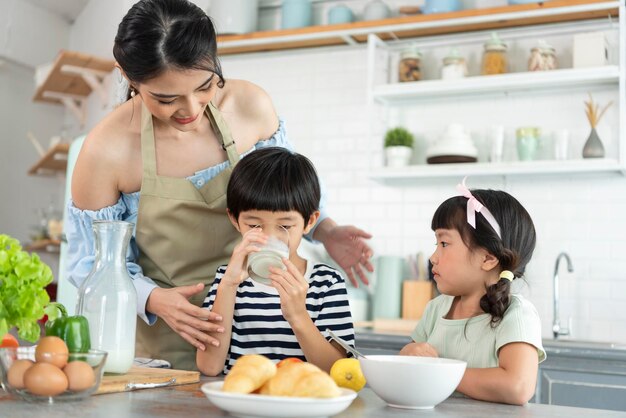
42,91 -> 87,125
60,64 -> 110,107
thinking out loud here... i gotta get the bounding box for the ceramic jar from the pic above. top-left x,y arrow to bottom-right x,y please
209,0 -> 258,35
327,5 -> 354,24
363,0 -> 391,21
281,0 -> 312,29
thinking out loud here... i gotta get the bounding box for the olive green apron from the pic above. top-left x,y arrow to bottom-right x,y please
135,102 -> 240,370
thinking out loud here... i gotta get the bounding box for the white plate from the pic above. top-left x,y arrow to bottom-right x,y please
201,381 -> 357,418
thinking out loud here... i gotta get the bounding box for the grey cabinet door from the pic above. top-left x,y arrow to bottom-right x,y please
539,368 -> 626,411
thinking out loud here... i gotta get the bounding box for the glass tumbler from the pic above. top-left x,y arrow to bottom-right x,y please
247,226 -> 290,285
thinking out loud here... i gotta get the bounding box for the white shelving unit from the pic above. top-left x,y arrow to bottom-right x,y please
366,0 -> 625,183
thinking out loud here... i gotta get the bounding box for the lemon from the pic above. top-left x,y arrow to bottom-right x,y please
330,358 -> 366,392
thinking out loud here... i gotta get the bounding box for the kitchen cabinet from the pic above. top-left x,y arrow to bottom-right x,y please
364,0 -> 625,182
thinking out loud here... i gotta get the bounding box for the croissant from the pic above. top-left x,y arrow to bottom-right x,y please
222,354 -> 277,394
259,362 -> 341,398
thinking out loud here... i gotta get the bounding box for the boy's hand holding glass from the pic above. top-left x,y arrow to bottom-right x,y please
269,258 -> 310,323
224,228 -> 269,286
246,225 -> 290,285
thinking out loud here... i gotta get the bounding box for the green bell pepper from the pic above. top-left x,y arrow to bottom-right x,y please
44,302 -> 91,353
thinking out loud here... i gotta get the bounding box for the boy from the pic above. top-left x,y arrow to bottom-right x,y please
196,147 -> 354,376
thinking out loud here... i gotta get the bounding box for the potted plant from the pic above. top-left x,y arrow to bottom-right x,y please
0,234 -> 54,344
384,127 -> 414,167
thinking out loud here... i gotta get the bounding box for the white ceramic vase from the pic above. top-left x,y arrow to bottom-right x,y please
385,146 -> 412,167
209,0 -> 258,35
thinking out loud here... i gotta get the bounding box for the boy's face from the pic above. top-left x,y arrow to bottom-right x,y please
230,209 -> 319,258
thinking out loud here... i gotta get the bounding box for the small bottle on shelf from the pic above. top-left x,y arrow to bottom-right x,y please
441,48 -> 468,80
481,32 -> 508,75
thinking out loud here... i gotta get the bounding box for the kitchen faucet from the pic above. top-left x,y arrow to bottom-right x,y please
553,252 -> 574,339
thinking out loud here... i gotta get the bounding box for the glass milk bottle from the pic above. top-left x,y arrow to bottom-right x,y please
76,220 -> 137,373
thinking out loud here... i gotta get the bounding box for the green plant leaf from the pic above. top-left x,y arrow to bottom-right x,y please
384,127 -> 414,148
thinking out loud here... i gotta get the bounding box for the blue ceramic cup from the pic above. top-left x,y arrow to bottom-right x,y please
281,0 -> 312,29
423,0 -> 461,14
328,5 -> 354,24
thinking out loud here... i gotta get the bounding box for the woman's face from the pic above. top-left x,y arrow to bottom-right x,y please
134,68 -> 219,132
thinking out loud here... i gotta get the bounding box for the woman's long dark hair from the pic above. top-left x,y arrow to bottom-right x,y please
114,0 -> 224,88
432,190 -> 536,327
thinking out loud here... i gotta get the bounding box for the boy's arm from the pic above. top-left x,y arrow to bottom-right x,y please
290,318 -> 346,373
455,342 -> 539,405
195,277 -> 238,376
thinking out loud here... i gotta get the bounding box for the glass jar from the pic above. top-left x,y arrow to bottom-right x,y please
528,40 -> 557,71
441,48 -> 467,80
541,42 -> 558,70
76,220 -> 137,374
481,32 -> 507,75
398,46 -> 422,82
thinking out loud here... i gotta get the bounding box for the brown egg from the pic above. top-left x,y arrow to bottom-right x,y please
64,361 -> 95,391
7,359 -> 34,389
35,336 -> 69,369
24,362 -> 68,396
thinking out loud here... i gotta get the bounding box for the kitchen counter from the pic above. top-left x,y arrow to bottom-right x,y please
2,378 -> 626,418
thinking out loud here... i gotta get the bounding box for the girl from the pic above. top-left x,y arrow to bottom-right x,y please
400,178 -> 545,405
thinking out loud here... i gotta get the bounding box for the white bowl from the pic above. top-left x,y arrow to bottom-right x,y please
359,355 -> 466,409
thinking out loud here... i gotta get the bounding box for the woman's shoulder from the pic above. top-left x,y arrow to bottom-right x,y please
83,100 -> 140,156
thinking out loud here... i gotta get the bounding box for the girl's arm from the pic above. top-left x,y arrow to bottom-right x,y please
455,342 -> 539,405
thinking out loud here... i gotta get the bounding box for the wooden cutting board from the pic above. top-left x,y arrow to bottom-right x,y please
95,367 -> 200,395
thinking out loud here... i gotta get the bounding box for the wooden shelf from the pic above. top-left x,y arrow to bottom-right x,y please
28,142 -> 70,175
33,50 -> 115,105
216,0 -> 618,55
25,239 -> 61,253
369,159 -> 626,184
372,66 -> 620,104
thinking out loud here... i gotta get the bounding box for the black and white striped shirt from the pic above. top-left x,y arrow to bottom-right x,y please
202,262 -> 355,374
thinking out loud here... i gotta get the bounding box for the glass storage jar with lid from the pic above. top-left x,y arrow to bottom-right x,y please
398,45 -> 422,82
481,32 -> 508,75
528,40 -> 558,71
441,48 -> 467,80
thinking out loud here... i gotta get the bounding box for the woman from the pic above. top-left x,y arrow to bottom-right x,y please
66,0 -> 373,370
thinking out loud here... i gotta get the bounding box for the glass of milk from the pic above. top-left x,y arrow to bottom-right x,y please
247,226 -> 290,285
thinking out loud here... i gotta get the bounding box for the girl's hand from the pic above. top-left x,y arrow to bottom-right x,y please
399,342 -> 439,357
269,258 -> 309,323
222,228 -> 268,287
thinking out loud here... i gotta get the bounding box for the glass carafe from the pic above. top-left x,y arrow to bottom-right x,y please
76,220 -> 137,374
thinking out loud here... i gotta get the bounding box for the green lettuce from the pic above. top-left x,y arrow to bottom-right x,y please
0,234 -> 53,342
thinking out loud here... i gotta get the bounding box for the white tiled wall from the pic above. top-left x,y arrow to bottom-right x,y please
220,45 -> 626,344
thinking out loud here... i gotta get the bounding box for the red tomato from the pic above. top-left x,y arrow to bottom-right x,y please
277,358 -> 303,368
1,333 -> 19,348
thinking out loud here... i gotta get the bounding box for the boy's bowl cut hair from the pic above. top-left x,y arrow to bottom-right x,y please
227,147 -> 321,222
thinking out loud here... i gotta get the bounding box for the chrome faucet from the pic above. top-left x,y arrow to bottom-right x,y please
553,252 -> 574,339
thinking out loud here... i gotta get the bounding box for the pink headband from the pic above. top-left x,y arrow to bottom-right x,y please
456,177 -> 502,240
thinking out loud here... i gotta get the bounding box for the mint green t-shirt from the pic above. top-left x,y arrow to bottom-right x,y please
411,294 -> 546,368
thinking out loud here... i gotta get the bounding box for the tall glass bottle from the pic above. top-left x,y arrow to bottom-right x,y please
76,220 -> 137,374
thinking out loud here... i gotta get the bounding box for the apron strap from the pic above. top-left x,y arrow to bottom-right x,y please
207,101 -> 239,167
140,103 -> 158,178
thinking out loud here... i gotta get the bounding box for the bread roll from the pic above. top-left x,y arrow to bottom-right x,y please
222,354 -> 277,394
260,362 -> 340,398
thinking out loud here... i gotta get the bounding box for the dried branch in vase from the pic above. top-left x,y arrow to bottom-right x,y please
584,93 -> 613,128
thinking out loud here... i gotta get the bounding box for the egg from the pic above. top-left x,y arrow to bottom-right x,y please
64,361 -> 95,391
35,336 -> 69,368
23,362 -> 69,396
7,359 -> 34,389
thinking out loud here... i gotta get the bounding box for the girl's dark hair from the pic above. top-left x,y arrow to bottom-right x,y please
432,190 -> 536,327
227,147 -> 321,222
114,0 -> 224,87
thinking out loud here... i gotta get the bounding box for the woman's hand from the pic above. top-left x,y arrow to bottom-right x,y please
400,342 -> 439,357
269,258 -> 309,324
146,283 -> 224,351
222,227 -> 267,286
315,220 -> 374,287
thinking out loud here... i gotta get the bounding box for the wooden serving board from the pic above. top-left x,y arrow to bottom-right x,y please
95,367 -> 200,395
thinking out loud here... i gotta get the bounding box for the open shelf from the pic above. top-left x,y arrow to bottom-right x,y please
369,159 -> 625,184
33,50 -> 115,104
371,66 -> 620,104
28,142 -> 70,175
216,0 -> 619,55
25,239 -> 61,253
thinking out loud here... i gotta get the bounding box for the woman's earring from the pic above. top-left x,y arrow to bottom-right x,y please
130,88 -> 136,98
